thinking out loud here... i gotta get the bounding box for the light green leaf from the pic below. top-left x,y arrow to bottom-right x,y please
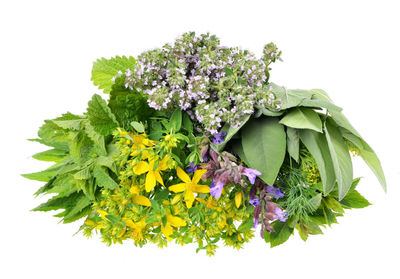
64,195 -> 91,220
91,56 -> 136,94
93,166 -> 119,190
286,127 -> 299,162
299,129 -> 336,195
241,117 -> 286,185
170,109 -> 182,132
340,190 -> 371,209
323,196 -> 345,213
309,193 -> 322,210
341,129 -> 386,191
73,166 -> 92,180
214,115 -> 250,152
22,167 -> 59,182
300,99 -> 342,112
280,107 -> 323,132
86,94 -> 119,136
324,119 -> 353,200
32,149 -> 67,162
270,222 -> 293,247
52,119 -> 83,130
329,110 -> 361,137
232,141 -> 250,166
131,121 -> 145,133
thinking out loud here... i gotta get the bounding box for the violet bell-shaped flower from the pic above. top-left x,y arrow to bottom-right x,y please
242,167 -> 262,184
209,180 -> 224,199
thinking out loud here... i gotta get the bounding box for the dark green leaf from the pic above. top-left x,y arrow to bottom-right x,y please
86,94 -> 119,136
170,109 -> 182,131
270,222 -> 293,247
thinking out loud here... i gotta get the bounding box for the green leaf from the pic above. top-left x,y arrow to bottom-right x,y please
270,222 -> 293,247
324,119 -> 353,200
340,190 -> 371,209
83,120 -> 107,155
214,114 -> 250,152
91,56 -> 136,94
308,193 -> 322,210
280,107 -> 323,133
329,110 -> 360,137
299,129 -> 336,195
300,99 -> 342,112
86,94 -> 119,136
105,214 -> 121,224
170,109 -> 182,132
131,121 -> 145,133
32,149 -> 67,162
32,192 -> 81,212
182,113 -> 193,133
63,195 -> 91,220
237,219 -> 253,233
154,189 -> 169,201
150,199 -> 161,213
286,127 -> 299,162
232,140 -> 250,166
93,166 -> 119,190
323,196 -> 345,213
341,129 -> 386,192
22,166 -> 60,182
241,117 -> 286,185
224,67 -> 234,76
52,119 -> 83,130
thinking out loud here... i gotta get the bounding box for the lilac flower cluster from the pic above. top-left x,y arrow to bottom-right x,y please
199,147 -> 262,199
125,32 -> 282,134
250,179 -> 288,237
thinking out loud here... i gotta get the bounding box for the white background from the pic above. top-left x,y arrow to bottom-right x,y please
1,0 -> 399,278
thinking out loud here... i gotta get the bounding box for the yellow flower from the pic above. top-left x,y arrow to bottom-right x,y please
132,195 -> 151,207
133,156 -> 170,192
168,167 -> 209,208
130,134 -> 156,159
161,212 -> 187,241
125,218 -> 147,242
235,192 -> 242,208
196,196 -> 222,211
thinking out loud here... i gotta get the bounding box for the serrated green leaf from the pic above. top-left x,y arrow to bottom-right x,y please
64,195 -> 91,220
52,119 -> 83,130
241,117 -> 286,185
323,196 -> 345,213
280,107 -> 322,132
93,166 -> 119,190
91,56 -> 136,94
131,121 -> 145,133
86,94 -> 119,136
83,120 -> 106,155
324,119 -> 353,200
340,190 -> 371,209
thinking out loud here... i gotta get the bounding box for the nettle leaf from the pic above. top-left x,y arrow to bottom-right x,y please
241,117 -> 286,185
324,119 -> 353,200
91,56 -> 136,94
340,190 -> 371,209
286,127 -> 299,162
280,107 -> 322,132
32,149 -> 68,162
83,120 -> 106,155
214,114 -> 250,152
299,129 -> 336,195
86,94 -> 119,136
93,166 -> 119,190
341,129 -> 386,192
52,119 -> 83,130
131,121 -> 145,133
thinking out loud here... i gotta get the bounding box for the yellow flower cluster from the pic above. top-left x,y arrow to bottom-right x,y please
82,129 -> 254,255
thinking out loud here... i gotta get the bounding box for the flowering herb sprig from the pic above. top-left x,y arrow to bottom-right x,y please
23,32 -> 385,254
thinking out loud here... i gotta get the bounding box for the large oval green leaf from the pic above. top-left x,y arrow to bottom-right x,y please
299,129 -> 336,195
324,119 -> 353,200
241,117 -> 286,185
280,107 -> 323,132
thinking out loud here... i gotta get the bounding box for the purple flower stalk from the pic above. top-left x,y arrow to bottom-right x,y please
209,180 -> 224,199
186,162 -> 197,173
266,185 -> 284,199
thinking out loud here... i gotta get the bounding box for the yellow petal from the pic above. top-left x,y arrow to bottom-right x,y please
193,184 -> 210,193
161,223 -> 173,241
145,171 -> 156,192
117,229 -> 126,238
84,220 -> 95,226
235,192 -> 242,208
125,219 -> 135,229
133,161 -> 150,175
184,190 -> 195,208
167,214 -> 187,227
97,210 -> 108,218
132,195 -> 151,207
154,171 -> 164,186
192,169 -> 207,184
158,156 -> 169,171
176,166 -> 191,183
171,194 -> 182,205
129,185 -> 141,195
168,183 -> 186,193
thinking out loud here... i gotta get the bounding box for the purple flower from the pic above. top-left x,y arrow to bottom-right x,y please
242,168 -> 262,184
249,197 -> 260,207
212,131 -> 227,144
266,185 -> 284,199
186,162 -> 197,173
209,180 -> 224,199
274,207 -> 288,222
